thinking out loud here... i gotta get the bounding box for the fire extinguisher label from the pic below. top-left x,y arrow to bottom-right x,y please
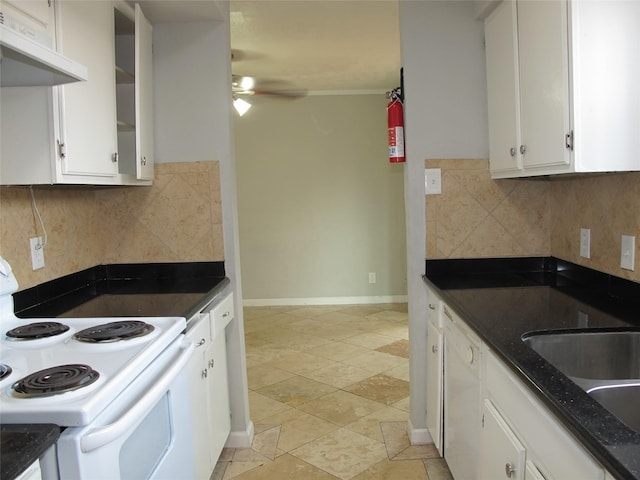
388,126 -> 405,158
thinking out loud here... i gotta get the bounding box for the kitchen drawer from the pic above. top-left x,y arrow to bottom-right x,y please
485,350 -> 604,480
210,293 -> 234,340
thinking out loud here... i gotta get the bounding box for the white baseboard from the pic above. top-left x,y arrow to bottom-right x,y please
225,421 -> 255,449
243,295 -> 408,307
408,419 -> 433,445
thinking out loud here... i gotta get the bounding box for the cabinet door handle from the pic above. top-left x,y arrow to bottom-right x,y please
141,156 -> 147,166
509,147 -> 516,157
565,131 -> 574,151
112,152 -> 118,163
202,368 -> 208,379
432,344 -> 438,354
428,304 -> 436,310
222,311 -> 230,318
505,463 -> 515,478
208,359 -> 215,368
196,338 -> 206,347
519,144 -> 527,155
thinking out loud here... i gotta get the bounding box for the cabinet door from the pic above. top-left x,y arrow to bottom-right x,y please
426,319 -> 443,455
525,461 -> 547,480
186,316 -> 212,480
517,0 -> 571,170
134,3 -> 153,180
485,0 -> 521,176
206,332 -> 231,469
55,0 -> 118,181
479,399 -> 526,480
1,0 -> 54,46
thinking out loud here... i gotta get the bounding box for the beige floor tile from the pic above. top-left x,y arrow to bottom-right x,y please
251,425 -> 281,460
270,332 -> 335,351
298,390 -> 386,426
336,305 -> 389,317
367,310 -> 409,322
256,375 -> 337,407
232,448 -> 272,463
246,364 -> 297,390
290,320 -> 363,341
351,458 -> 428,480
342,351 -> 407,374
306,341 -> 370,361
375,339 -> 410,358
259,408 -> 341,452
302,363 -> 375,389
268,351 -> 341,376
424,458 -> 454,480
219,448 -> 235,462
245,344 -> 301,368
344,407 -> 408,442
286,305 -> 344,317
231,453 -> 340,480
344,374 -> 410,406
291,428 -> 388,480
372,324 -> 410,340
390,396 -> 410,412
379,422 -> 440,461
384,362 -> 410,382
341,332 -> 400,350
248,391 -> 291,422
222,460 -> 267,480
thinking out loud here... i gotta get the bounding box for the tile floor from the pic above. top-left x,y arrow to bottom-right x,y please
213,303 -> 454,480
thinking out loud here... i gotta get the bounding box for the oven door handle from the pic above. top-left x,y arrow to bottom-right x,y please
80,338 -> 195,453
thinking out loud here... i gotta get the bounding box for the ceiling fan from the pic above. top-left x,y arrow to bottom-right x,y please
231,74 -> 306,116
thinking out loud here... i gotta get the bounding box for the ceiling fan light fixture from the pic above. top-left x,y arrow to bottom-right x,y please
233,97 -> 252,116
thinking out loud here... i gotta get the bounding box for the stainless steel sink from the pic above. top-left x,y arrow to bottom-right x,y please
522,330 -> 640,432
588,384 -> 640,433
522,330 -> 640,383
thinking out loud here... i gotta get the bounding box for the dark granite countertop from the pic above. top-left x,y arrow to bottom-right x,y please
1,424 -> 59,480
2,261 -> 228,479
424,257 -> 640,480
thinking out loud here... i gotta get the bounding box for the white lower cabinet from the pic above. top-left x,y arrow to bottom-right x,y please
479,399 -> 525,480
429,294 -> 608,479
186,293 -> 234,480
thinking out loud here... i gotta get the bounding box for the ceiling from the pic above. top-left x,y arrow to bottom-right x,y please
229,0 -> 402,93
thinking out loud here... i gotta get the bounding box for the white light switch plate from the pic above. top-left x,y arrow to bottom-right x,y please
425,168 -> 442,195
621,235 -> 635,271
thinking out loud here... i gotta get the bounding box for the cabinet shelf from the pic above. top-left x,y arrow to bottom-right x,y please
117,120 -> 135,132
115,65 -> 134,84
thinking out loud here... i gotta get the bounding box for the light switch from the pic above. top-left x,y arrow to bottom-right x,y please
621,235 -> 635,271
425,168 -> 442,195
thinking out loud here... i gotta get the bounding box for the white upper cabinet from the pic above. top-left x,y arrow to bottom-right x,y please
55,0 -> 119,182
484,0 -> 640,178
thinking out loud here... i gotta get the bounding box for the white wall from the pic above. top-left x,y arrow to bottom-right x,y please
235,94 -> 407,304
153,15 -> 253,447
399,0 -> 488,443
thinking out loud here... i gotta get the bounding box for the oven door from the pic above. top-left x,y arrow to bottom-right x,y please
53,336 -> 195,480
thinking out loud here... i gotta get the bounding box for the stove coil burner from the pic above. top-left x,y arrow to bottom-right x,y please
6,322 -> 70,340
12,364 -> 99,398
73,320 -> 154,343
0,363 -> 12,380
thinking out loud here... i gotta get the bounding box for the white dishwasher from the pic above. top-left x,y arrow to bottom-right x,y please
443,305 -> 482,480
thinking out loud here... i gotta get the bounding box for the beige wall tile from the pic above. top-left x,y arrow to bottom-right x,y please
0,161 -> 224,289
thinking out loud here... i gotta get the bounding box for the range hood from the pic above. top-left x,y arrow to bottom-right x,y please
0,24 -> 88,87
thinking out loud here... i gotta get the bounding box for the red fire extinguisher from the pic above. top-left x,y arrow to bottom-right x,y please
387,87 -> 405,163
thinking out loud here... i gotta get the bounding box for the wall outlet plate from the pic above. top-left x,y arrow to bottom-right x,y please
621,235 -> 635,271
30,236 -> 44,270
580,228 -> 590,259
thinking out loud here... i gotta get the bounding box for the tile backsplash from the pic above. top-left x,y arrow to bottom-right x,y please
425,159 -> 551,259
425,159 -> 640,283
0,162 -> 223,289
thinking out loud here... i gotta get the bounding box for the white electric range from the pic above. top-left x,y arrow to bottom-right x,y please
0,257 -> 196,479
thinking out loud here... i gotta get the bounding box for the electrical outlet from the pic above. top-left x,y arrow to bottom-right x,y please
580,228 -> 590,259
368,272 -> 376,284
621,235 -> 635,271
30,236 -> 44,270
